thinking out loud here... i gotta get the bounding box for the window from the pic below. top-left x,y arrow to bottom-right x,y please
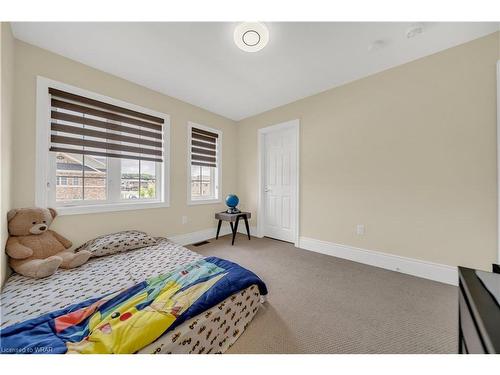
35,77 -> 170,215
120,159 -> 157,200
188,123 -> 221,204
55,153 -> 106,201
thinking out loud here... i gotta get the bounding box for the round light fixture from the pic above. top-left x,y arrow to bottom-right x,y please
234,22 -> 269,52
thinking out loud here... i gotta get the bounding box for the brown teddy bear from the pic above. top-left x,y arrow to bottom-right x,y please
6,207 -> 91,278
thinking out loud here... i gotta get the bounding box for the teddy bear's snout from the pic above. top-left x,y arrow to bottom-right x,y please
29,224 -> 48,234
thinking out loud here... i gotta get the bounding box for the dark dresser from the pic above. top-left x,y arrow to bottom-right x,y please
458,266 -> 500,354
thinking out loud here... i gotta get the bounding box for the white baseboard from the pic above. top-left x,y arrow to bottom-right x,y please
243,226 -> 259,238
169,226 -> 258,246
298,237 -> 458,286
169,228 -> 457,286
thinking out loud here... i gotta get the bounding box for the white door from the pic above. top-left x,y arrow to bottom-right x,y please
262,125 -> 297,242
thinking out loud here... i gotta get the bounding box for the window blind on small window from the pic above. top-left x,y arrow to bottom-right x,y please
48,88 -> 164,163
191,127 -> 218,168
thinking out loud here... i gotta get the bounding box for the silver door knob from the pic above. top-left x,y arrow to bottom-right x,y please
264,187 -> 271,192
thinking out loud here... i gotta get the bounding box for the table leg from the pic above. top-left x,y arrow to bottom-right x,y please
216,220 -> 222,240
232,217 -> 240,246
243,216 -> 250,240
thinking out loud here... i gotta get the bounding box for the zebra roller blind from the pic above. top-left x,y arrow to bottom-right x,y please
191,127 -> 219,168
49,88 -> 164,163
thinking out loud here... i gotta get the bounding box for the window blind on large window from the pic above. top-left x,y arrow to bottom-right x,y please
48,88 -> 164,163
191,127 -> 218,168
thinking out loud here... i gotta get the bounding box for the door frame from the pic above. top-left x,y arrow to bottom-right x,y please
257,119 -> 300,247
496,60 -> 500,264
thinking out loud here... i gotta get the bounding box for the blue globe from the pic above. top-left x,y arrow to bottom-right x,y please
225,194 -> 239,208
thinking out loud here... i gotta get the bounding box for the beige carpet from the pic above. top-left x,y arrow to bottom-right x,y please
188,234 -> 458,354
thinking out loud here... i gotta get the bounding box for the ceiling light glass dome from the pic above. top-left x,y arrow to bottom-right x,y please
234,22 -> 269,52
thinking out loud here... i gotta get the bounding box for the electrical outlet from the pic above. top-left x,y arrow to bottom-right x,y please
182,216 -> 188,225
356,224 -> 365,235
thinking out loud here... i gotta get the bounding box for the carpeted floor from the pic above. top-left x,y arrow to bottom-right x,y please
188,234 -> 458,354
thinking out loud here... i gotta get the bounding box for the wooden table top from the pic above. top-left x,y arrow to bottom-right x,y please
215,211 -> 251,221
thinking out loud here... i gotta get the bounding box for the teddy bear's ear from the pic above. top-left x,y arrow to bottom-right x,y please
7,209 -> 18,222
48,208 -> 58,219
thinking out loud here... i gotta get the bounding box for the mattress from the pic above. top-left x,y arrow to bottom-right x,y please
139,284 -> 261,354
1,238 -> 262,354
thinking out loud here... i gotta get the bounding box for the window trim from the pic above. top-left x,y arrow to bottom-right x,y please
35,76 -> 170,215
187,122 -> 222,205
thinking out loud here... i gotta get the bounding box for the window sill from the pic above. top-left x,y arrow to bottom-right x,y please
188,198 -> 221,206
55,201 -> 170,216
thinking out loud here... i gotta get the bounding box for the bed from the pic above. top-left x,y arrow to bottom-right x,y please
0,238 -> 266,354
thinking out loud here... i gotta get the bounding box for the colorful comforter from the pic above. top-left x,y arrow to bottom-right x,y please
0,257 -> 267,354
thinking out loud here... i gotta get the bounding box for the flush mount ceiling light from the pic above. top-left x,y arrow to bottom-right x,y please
234,22 -> 269,52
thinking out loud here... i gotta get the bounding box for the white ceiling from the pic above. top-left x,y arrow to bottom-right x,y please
11,22 -> 499,121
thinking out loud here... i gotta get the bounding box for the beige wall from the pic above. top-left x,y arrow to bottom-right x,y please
3,28 -> 499,282
1,23 -> 15,285
11,39 -> 237,251
236,32 -> 500,271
